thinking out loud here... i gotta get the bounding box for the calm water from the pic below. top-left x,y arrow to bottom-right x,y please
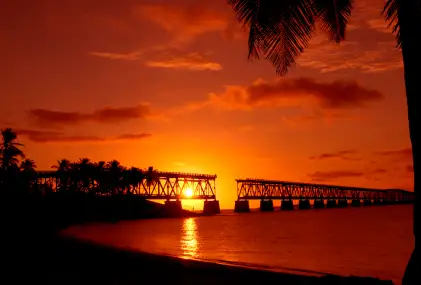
64,205 -> 413,285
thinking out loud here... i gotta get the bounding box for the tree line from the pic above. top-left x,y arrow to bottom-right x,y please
0,128 -> 156,196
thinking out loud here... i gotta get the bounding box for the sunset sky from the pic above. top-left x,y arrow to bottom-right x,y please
1,0 -> 413,209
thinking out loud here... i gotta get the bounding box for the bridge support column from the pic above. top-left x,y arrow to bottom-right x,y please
203,200 -> 220,215
351,199 -> 361,207
260,200 -> 274,211
298,199 -> 310,210
327,199 -> 336,208
281,199 -> 294,210
363,199 -> 372,206
313,199 -> 324,209
164,200 -> 182,216
234,200 -> 250,213
338,199 -> 348,207
373,199 -> 383,205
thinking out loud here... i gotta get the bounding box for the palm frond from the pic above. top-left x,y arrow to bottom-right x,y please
382,0 -> 401,48
228,0 -> 315,75
313,0 -> 353,43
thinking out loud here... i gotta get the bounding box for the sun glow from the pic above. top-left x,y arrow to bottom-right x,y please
184,188 -> 194,197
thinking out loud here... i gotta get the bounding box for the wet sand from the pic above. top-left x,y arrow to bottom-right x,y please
4,234 -> 394,285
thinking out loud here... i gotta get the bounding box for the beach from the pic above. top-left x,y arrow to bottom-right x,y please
6,235 -> 393,285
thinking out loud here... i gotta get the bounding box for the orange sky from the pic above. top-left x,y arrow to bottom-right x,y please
0,0 -> 413,209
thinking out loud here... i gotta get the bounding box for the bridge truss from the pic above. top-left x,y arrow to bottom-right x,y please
236,179 -> 414,202
132,172 -> 217,200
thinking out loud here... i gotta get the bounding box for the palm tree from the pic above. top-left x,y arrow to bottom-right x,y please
145,166 -> 159,190
52,159 -> 71,192
52,159 -> 71,172
0,128 -> 25,171
93,160 -> 107,194
20,159 -> 36,173
76,158 -> 94,193
228,1 -> 419,283
19,159 -> 37,193
126,167 -> 144,194
107,160 -> 124,195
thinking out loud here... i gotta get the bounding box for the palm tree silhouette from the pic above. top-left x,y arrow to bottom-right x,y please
76,158 -> 94,193
126,167 -> 144,194
52,159 -> 71,192
145,166 -> 158,190
20,159 -> 37,193
0,128 -> 25,172
228,1 -> 420,283
93,161 -> 107,194
107,160 -> 124,195
20,159 -> 36,173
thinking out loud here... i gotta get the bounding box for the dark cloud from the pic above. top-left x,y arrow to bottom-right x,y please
16,129 -> 151,143
370,168 -> 389,174
309,150 -> 358,160
28,104 -> 151,128
307,170 -> 364,182
375,148 -> 412,159
209,77 -> 384,110
115,133 -> 152,140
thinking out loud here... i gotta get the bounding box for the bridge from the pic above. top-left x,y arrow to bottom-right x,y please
234,178 -> 414,212
37,170 -> 220,215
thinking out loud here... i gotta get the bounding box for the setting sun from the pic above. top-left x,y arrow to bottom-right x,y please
184,188 -> 194,198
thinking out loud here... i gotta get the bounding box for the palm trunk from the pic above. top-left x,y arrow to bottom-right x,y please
399,1 -> 421,284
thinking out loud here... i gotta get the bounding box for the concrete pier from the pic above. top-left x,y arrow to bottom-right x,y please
326,199 -> 336,208
203,200 -> 220,215
164,200 -> 182,216
337,199 -> 348,207
313,199 -> 324,209
298,199 -> 310,210
373,199 -> 383,205
234,200 -> 250,212
351,199 -> 361,207
281,200 -> 294,210
260,200 -> 274,211
363,199 -> 372,206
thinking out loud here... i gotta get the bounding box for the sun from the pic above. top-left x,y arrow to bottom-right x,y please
184,188 -> 194,198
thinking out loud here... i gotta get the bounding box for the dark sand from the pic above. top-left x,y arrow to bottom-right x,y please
3,233 -> 394,285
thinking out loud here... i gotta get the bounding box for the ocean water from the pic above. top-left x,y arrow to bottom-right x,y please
64,204 -> 414,285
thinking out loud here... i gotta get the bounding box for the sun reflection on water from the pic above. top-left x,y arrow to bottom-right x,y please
181,218 -> 198,259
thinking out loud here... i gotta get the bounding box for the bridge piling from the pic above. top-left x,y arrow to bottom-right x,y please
260,200 -> 274,211
351,199 -> 361,207
298,199 -> 310,209
363,199 -> 372,206
281,199 -> 294,210
338,199 -> 348,207
203,200 -> 220,215
234,200 -> 250,212
313,199 -> 324,209
373,199 -> 383,205
327,199 -> 337,208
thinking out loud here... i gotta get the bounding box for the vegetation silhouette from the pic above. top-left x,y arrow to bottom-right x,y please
227,1 -> 419,284
0,128 -> 198,235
